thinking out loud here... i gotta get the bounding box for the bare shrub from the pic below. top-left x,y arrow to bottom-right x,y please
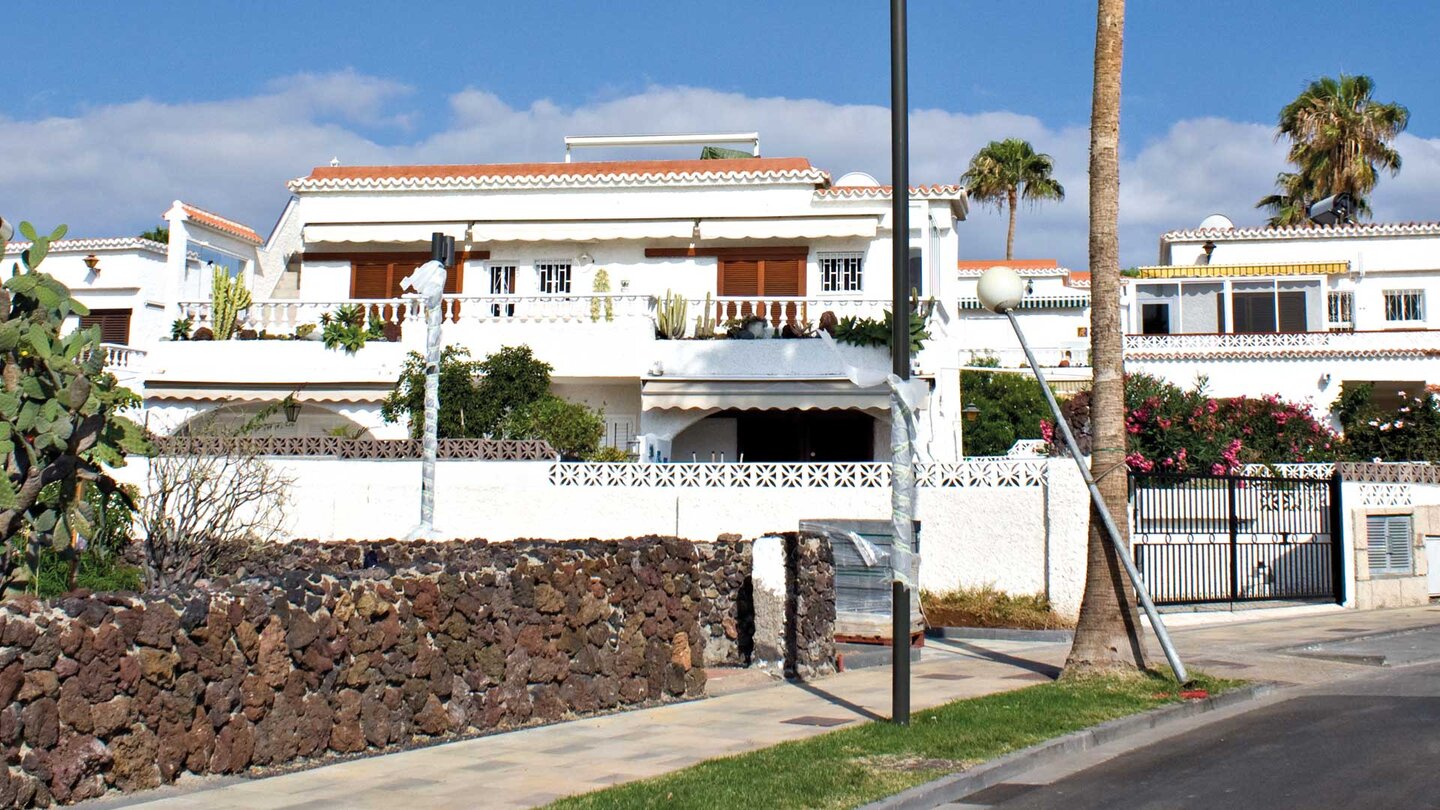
139,409 -> 293,590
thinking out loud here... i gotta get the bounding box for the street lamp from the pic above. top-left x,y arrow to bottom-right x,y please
0,216 -> 13,245
962,404 -> 981,423
976,265 -> 1189,684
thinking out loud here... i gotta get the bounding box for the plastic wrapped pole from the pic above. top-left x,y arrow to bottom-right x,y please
400,242 -> 450,540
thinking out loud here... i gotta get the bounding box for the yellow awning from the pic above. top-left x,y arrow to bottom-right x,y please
1136,261 -> 1348,279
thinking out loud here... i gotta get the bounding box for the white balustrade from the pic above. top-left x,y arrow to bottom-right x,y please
680,297 -> 890,336
98,343 -> 146,370
439,294 -> 654,324
1125,329 -> 1440,356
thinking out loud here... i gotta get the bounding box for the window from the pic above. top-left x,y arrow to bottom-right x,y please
1384,289 -> 1424,323
488,264 -> 516,316
1141,303 -> 1171,335
78,309 -> 132,345
1366,514 -> 1413,575
907,248 -> 924,297
1327,291 -> 1354,329
819,252 -> 864,293
536,260 -> 572,294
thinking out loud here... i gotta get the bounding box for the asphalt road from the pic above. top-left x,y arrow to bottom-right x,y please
960,660 -> 1440,810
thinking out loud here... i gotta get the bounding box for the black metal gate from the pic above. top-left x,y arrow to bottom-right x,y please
1129,472 -> 1343,606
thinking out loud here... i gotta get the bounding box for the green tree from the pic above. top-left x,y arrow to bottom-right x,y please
380,346 -> 486,439
1335,383 -> 1440,462
960,362 -> 1055,457
138,226 -> 169,243
2,222 -> 147,596
1258,74 -> 1409,225
500,395 -> 604,460
960,138 -> 1066,260
380,345 -> 610,459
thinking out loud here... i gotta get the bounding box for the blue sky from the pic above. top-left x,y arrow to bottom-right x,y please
5,1 -> 1438,267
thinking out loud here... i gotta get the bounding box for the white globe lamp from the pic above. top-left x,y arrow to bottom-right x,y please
0,217 -> 12,244
976,265 -> 1027,313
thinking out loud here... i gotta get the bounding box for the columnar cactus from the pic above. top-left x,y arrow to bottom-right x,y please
656,290 -> 688,339
210,265 -> 252,340
693,292 -> 717,338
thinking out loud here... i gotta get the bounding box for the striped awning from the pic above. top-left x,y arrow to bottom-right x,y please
1135,261 -> 1348,279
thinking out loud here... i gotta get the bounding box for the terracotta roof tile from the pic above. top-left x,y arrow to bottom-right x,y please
177,203 -> 262,244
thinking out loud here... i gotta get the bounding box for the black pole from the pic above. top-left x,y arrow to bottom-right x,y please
889,0 -> 911,727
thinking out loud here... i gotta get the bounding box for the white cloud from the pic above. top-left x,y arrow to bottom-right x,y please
1,72 -> 1436,269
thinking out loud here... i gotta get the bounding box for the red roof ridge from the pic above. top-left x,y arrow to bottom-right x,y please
177,202 -> 262,244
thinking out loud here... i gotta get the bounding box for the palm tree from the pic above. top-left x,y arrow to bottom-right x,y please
1257,74 -> 1408,224
960,139 -> 1065,260
1064,0 -> 1147,677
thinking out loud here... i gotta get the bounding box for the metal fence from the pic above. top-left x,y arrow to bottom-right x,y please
1129,472 -> 1342,605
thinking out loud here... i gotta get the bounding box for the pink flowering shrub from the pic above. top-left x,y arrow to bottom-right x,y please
1049,374 -> 1344,473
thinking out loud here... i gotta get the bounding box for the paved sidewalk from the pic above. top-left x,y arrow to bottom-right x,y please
83,603 -> 1440,810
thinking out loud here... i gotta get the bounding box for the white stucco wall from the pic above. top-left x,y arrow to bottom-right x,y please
111,457 -> 1090,616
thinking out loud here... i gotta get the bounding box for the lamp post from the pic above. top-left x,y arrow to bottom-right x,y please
976,266 -> 1189,683
888,0 -> 914,726
400,233 -> 454,539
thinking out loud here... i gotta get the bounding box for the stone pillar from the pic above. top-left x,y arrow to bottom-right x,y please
750,535 -> 787,674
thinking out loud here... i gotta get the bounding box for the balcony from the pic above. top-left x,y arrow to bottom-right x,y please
1124,329 -> 1440,358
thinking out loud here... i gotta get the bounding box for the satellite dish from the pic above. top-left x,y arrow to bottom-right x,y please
834,171 -> 880,188
1198,214 -> 1234,231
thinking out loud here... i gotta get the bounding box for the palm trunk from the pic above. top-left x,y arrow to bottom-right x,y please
1006,188 -> 1018,260
1064,0 -> 1147,676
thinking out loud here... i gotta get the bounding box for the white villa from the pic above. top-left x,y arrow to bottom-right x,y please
7,138 -> 990,462
1125,215 -> 1440,417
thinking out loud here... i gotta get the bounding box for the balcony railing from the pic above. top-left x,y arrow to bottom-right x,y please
1124,329 -> 1440,356
177,294 -> 656,335
97,343 -> 146,371
676,296 -> 890,337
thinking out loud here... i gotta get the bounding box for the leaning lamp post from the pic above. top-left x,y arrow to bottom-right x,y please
976,266 -> 1188,683
399,233 -> 454,539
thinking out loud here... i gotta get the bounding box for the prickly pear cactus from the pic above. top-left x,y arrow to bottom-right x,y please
1,222 -> 145,597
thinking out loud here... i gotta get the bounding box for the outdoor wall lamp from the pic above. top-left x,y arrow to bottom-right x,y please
962,404 -> 981,423
84,254 -> 100,272
281,395 -> 302,424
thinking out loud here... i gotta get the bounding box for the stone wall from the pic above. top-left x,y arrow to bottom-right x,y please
0,538 -> 713,807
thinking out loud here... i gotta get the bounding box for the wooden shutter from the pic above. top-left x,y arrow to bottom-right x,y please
1277,291 -> 1308,332
78,309 -> 131,345
351,262 -> 392,299
718,260 -> 760,296
760,258 -> 803,296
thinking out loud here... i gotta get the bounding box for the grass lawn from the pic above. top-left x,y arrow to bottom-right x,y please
547,672 -> 1238,810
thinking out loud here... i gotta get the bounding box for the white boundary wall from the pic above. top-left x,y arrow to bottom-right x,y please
113,459 -> 1093,616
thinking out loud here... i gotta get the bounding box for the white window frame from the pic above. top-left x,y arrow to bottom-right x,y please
1366,514 -> 1414,576
487,262 -> 517,317
536,260 -> 573,295
1383,289 -> 1424,323
818,251 -> 864,294
1326,290 -> 1354,330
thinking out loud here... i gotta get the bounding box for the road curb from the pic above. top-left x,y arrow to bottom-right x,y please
861,683 -> 1276,810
